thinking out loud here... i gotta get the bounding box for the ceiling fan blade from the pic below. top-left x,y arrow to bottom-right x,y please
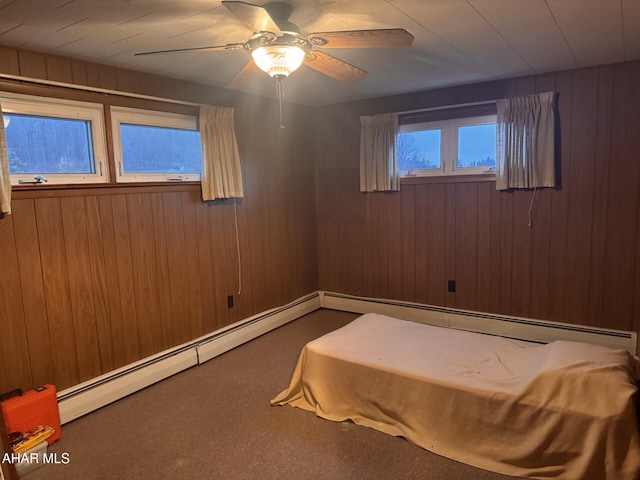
135,43 -> 244,56
308,28 -> 414,49
221,1 -> 282,36
303,51 -> 367,83
226,60 -> 261,89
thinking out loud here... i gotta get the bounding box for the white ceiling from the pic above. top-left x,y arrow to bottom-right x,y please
1,0 -> 639,106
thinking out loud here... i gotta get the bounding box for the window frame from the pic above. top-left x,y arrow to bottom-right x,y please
1,92 -> 109,186
397,120 -> 447,175
398,104 -> 497,179
110,106 -> 202,183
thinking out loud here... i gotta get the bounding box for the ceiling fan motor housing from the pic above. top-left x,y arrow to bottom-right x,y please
245,32 -> 311,52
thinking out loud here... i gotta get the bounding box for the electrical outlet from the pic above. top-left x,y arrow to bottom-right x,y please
227,295 -> 234,308
447,280 -> 456,293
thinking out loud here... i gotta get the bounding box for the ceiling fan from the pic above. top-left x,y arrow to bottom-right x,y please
135,1 -> 414,85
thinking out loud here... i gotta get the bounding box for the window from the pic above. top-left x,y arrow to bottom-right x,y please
1,92 -> 108,185
110,106 -> 202,183
398,105 -> 497,177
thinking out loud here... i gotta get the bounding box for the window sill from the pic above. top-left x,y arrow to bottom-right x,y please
400,174 -> 496,185
11,181 -> 201,199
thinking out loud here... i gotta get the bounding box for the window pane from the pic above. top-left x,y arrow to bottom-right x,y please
120,124 -> 202,174
457,123 -> 496,169
5,114 -> 95,174
397,130 -> 441,171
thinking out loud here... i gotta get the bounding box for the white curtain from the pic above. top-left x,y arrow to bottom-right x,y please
496,92 -> 556,191
360,112 -> 399,192
0,104 -> 11,214
199,104 -> 244,200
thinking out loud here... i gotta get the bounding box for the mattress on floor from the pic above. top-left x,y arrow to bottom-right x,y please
271,313 -> 640,480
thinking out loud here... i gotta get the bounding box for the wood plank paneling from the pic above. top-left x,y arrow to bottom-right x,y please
454,182 -> 478,310
85,62 -> 102,89
97,195 -> 127,369
1,44 -> 318,394
194,200 -> 217,334
45,55 -> 73,83
498,188 -> 514,313
475,182 -> 492,313
426,184 -> 447,306
61,197 -> 101,382
11,200 -> 54,386
99,65 -> 117,90
488,185 -> 502,312
181,190 -> 204,339
128,193 -> 163,356
161,192 -> 191,346
70,60 -> 89,86
17,50 -> 47,79
316,59 -> 640,341
564,68 -> 599,324
414,185 -> 429,304
316,168 -> 366,224
0,212 -> 33,391
238,108 -> 268,315
34,198 -> 79,388
361,196 -> 374,297
0,46 -> 19,74
510,189 -> 532,316
444,184 -> 456,308
527,73 -> 557,320
372,193 -> 389,298
208,201 -> 232,331
149,192 -> 173,348
264,139 -> 289,310
546,71 -> 573,322
587,65 -> 614,326
110,195 -> 140,365
223,200 -> 243,323
401,185 -> 416,302
387,192 -> 403,300
84,196 -> 115,373
527,186 -> 552,320
317,222 -> 337,292
606,61 -> 640,331
345,224 -> 365,297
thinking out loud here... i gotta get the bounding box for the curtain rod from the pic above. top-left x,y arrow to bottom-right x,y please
0,73 -> 200,107
0,72 -> 498,113
398,99 -> 497,116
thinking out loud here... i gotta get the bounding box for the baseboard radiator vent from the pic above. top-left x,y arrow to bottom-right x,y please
56,290 -> 636,424
57,292 -> 321,424
195,293 -> 321,363
320,291 -> 637,354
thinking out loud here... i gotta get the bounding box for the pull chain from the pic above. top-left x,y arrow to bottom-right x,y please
276,75 -> 285,129
528,187 -> 537,227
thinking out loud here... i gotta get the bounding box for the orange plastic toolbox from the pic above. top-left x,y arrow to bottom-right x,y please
1,385 -> 61,445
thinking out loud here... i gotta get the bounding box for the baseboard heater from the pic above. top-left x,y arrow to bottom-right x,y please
319,291 -> 637,354
57,290 -> 636,424
57,292 -> 321,424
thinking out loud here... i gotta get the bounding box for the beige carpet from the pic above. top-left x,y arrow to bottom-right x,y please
24,309 -> 520,480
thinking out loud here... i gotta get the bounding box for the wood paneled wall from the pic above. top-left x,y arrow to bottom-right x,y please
0,47 -> 318,393
315,61 -> 640,339
3,43 -> 640,395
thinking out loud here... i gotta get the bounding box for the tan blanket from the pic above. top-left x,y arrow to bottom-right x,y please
271,313 -> 640,479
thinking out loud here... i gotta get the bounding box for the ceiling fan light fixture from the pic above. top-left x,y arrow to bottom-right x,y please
251,45 -> 305,77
